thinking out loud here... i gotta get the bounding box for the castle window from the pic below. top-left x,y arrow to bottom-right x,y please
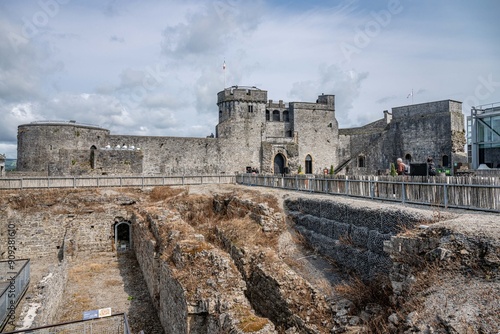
286,130 -> 292,137
266,110 -> 270,121
283,110 -> 289,122
358,155 -> 365,168
90,145 -> 97,169
248,105 -> 253,113
273,110 -> 280,121
305,155 -> 312,174
442,155 -> 449,167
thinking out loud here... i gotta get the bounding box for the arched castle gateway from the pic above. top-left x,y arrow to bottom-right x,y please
16,86 -> 467,176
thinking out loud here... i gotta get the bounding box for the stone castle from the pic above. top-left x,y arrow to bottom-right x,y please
16,86 -> 467,176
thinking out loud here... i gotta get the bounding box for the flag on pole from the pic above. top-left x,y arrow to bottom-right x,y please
407,89 -> 414,104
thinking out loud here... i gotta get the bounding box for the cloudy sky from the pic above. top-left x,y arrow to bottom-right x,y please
1,0 -> 500,158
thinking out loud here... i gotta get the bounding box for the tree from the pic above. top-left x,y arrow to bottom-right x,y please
329,164 -> 334,175
390,163 -> 397,176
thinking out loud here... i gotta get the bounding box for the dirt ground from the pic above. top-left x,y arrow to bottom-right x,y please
10,251 -> 164,334
55,251 -> 164,334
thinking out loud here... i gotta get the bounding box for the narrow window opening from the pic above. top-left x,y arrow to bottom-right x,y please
305,155 -> 313,174
358,156 -> 365,168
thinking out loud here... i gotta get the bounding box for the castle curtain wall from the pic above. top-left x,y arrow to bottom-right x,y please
108,135 -> 223,175
17,123 -> 110,173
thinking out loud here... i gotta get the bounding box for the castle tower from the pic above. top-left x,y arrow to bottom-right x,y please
216,86 -> 267,138
215,86 -> 268,173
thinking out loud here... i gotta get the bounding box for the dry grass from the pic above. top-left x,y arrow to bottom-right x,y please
149,186 -> 187,201
396,223 -> 419,237
104,279 -> 123,287
68,262 -> 116,283
219,216 -> 277,249
334,275 -> 392,314
244,190 -> 281,213
237,310 -> 269,332
4,188 -> 117,214
334,275 -> 394,333
69,292 -> 92,313
168,191 -> 280,250
338,233 -> 354,246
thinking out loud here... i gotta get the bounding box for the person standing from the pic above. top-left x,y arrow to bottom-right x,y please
396,158 -> 406,175
427,157 -> 436,176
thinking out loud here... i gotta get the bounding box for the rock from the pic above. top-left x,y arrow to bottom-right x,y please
365,303 -> 382,315
388,312 -> 399,325
426,247 -> 451,261
484,251 -> 500,265
359,311 -> 371,322
336,309 -> 348,317
348,316 -> 361,326
406,311 -> 419,327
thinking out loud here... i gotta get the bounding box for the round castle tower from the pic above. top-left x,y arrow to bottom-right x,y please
17,121 -> 110,173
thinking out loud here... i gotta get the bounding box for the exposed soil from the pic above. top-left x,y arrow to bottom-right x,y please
55,251 -> 164,334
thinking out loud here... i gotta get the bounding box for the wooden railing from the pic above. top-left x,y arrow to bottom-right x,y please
0,175 -> 236,190
236,174 -> 500,213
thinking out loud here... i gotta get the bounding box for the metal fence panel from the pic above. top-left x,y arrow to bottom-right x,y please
0,260 -> 30,331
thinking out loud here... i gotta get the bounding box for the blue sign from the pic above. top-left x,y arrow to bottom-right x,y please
83,310 -> 99,320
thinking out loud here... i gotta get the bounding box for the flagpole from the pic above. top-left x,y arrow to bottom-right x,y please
411,88 -> 413,105
223,60 -> 226,89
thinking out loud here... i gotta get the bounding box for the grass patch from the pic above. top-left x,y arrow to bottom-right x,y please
149,186 -> 187,201
238,313 -> 269,332
334,275 -> 392,311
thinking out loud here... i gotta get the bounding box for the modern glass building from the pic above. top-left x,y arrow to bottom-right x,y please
467,102 -> 500,169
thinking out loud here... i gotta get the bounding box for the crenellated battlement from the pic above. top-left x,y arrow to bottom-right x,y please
217,86 -> 268,105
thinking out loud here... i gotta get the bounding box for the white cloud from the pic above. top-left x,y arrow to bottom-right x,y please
289,65 -> 369,126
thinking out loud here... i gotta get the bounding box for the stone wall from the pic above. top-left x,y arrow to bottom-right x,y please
285,198 -> 434,280
0,208 -> 130,260
17,123 -> 109,173
108,135 -> 223,175
131,208 -> 275,334
31,260 -> 69,327
292,98 -> 339,175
